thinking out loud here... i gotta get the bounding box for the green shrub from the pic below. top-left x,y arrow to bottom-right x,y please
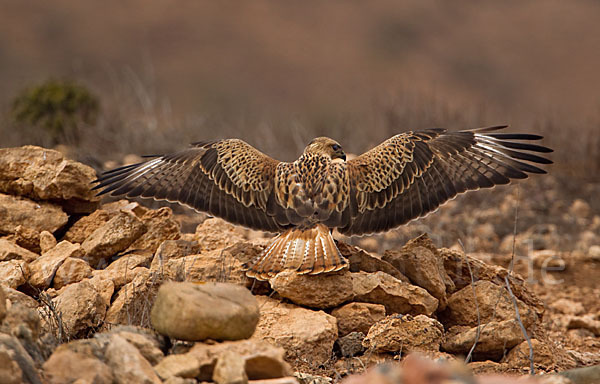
11,79 -> 99,145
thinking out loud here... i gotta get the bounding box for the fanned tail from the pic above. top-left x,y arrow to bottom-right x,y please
245,224 -> 348,280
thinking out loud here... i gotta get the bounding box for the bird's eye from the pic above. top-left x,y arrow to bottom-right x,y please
332,144 -> 341,151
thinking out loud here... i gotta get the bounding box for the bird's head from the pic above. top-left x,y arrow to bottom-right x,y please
304,137 -> 346,161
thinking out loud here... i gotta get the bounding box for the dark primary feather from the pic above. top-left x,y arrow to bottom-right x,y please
93,139 -> 289,233
339,125 -> 552,235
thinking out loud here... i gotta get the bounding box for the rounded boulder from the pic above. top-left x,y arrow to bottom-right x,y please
151,282 -> 259,341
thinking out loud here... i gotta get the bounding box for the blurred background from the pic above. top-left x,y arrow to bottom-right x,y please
1,0 -> 599,178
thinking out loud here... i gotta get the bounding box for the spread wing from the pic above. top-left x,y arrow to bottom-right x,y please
93,139 -> 292,232
340,125 -> 553,235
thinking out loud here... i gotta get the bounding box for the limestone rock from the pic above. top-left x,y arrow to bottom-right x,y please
566,315 -> 600,336
382,234 -> 454,309
269,269 -> 354,309
127,207 -> 181,254
150,239 -> 200,272
53,257 -> 93,289
88,276 -> 115,309
93,253 -> 153,289
105,334 -> 162,384
550,298 -> 585,315
0,145 -> 99,213
0,193 -> 68,235
54,279 -> 107,338
331,302 -> 386,336
0,239 -> 38,263
38,231 -> 57,254
108,325 -> 165,366
503,339 -> 576,371
151,281 -> 259,341
9,225 -> 42,253
81,211 -> 146,267
352,271 -> 438,316
28,240 -> 84,290
0,285 -> 6,323
194,218 -> 248,252
0,259 -> 29,289
252,296 -> 337,366
2,286 -> 38,309
440,248 -> 545,318
165,243 -> 262,285
64,209 -> 111,243
155,353 -> 200,380
442,319 -> 528,360
43,339 -> 113,384
0,334 -> 42,384
187,339 -> 292,381
0,345 -> 24,384
363,314 -> 444,354
105,268 -> 161,327
441,280 -> 537,328
0,302 -> 41,341
338,242 -> 409,282
335,332 -> 366,357
213,350 -> 248,384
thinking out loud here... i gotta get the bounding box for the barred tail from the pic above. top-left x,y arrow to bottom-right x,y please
245,224 -> 348,281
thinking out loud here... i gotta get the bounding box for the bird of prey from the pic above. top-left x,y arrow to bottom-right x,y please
93,125 -> 552,280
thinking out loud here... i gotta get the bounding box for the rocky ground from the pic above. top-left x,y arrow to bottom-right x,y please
0,145 -> 598,384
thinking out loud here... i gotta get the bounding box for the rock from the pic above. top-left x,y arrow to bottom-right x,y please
38,231 -> 57,254
0,239 -> 38,263
336,332 -> 366,357
53,279 -> 107,338
0,345 -> 24,384
0,145 -> 99,213
166,243 -> 260,285
0,285 -> 6,323
252,296 -> 337,366
0,193 -> 68,235
337,242 -> 409,282
105,334 -> 162,384
127,207 -> 181,254
442,319 -> 528,360
151,281 -> 259,341
331,302 -> 386,336
351,271 -> 438,316
88,276 -> 116,309
108,325 -> 165,366
63,209 -> 111,243
42,339 -> 113,384
440,248 -> 545,318
503,339 -> 576,371
588,245 -> 600,261
441,280 -> 537,328
0,259 -> 29,289
28,240 -> 84,290
382,234 -> 455,309
186,339 -> 291,381
102,199 -> 150,217
362,314 -> 443,354
0,333 -> 43,384
195,218 -> 248,252
296,372 -> 331,384
550,298 -> 585,315
150,239 -> 200,272
155,353 -> 201,380
105,268 -> 161,327
93,253 -> 153,289
2,286 -> 38,309
566,315 -> 600,336
569,199 -> 591,218
269,269 -> 354,309
81,211 -> 146,267
9,225 -> 41,253
213,350 -> 248,384
0,302 -> 41,341
53,257 -> 93,289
